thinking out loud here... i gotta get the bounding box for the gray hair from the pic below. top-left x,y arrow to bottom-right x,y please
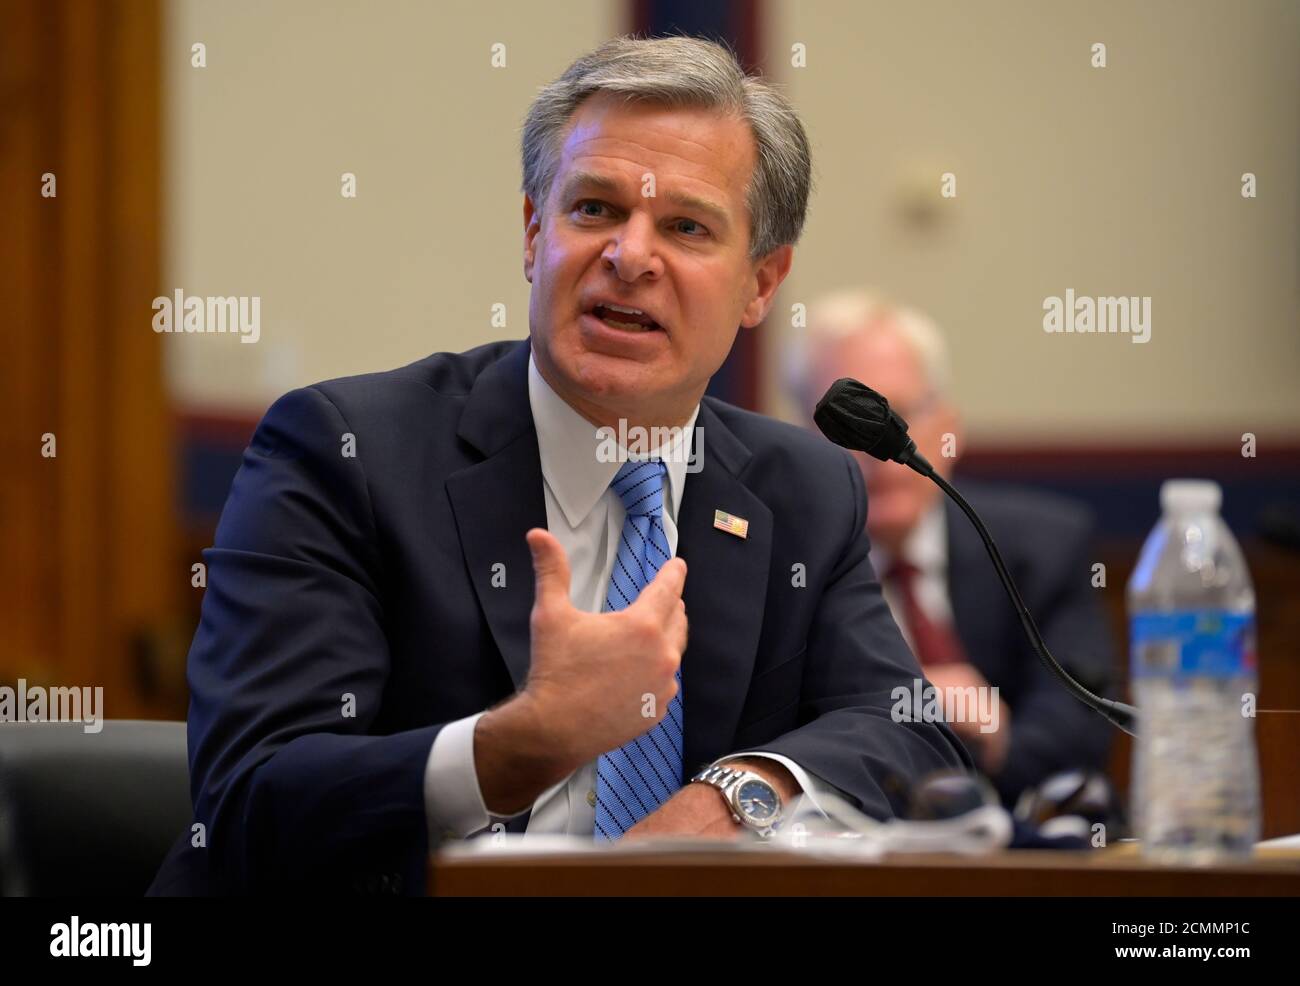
785,288 -> 953,415
521,35 -> 811,260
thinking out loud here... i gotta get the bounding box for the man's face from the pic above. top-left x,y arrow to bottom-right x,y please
809,325 -> 960,554
524,92 -> 792,428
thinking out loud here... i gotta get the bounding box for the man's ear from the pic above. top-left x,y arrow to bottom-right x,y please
739,245 -> 794,329
523,194 -> 542,283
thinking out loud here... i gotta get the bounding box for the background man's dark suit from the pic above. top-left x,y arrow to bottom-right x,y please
942,481 -> 1116,802
151,337 -> 970,894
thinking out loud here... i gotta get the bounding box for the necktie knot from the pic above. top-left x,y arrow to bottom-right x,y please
885,558 -> 920,585
611,458 -> 666,517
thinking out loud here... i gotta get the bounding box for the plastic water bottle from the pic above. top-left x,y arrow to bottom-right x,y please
1127,479 -> 1259,861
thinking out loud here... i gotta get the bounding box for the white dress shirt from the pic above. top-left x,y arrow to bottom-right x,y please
423,352 -> 841,841
869,502 -> 953,655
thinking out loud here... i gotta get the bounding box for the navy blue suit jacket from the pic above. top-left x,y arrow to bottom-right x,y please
943,482 -> 1117,802
151,338 -> 969,894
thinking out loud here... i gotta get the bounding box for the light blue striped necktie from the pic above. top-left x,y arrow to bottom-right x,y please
593,457 -> 684,840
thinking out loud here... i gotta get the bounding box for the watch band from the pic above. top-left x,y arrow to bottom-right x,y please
690,764 -> 783,835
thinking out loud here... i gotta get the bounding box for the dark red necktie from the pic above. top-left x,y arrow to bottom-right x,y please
885,559 -> 967,667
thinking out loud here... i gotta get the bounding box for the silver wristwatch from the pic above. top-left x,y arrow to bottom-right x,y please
690,764 -> 783,837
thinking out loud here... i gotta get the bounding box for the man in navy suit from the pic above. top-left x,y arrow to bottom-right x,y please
790,289 -> 1115,804
151,37 -> 968,895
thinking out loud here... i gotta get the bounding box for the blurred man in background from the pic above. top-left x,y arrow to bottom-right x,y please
790,290 -> 1116,803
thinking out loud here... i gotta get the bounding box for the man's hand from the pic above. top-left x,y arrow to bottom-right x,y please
622,758 -> 801,840
524,527 -> 689,761
475,528 -> 689,815
923,663 -> 1011,774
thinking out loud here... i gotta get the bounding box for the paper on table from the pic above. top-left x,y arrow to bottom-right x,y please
1256,832 -> 1300,849
437,790 -> 1012,861
438,833 -> 777,858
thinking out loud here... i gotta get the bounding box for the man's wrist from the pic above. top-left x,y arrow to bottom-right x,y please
689,760 -> 791,835
474,693 -> 578,815
714,757 -> 800,803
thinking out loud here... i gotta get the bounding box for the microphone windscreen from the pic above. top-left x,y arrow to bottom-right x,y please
814,378 -> 913,462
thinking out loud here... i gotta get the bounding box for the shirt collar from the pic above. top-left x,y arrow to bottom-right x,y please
528,351 -> 699,529
871,498 -> 948,577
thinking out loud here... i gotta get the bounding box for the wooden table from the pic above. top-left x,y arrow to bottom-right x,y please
430,845 -> 1300,896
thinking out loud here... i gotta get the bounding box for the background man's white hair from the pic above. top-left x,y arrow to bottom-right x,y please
786,288 -> 952,415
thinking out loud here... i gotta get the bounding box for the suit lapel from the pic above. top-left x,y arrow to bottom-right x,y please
445,339 -> 544,691
676,401 -> 772,776
445,338 -> 773,778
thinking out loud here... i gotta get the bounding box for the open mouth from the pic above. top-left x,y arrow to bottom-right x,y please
589,303 -> 664,333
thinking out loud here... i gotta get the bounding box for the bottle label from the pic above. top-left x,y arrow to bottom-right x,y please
1130,610 -> 1255,678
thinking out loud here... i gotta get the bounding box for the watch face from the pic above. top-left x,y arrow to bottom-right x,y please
736,779 -> 779,821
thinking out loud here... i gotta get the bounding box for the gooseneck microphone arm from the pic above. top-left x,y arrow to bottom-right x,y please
814,378 -> 1138,737
926,464 -> 1136,735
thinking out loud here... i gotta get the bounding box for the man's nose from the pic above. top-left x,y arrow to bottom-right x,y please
601,212 -> 663,282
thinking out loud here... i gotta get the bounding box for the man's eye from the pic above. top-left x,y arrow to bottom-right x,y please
675,218 -> 709,237
575,200 -> 607,218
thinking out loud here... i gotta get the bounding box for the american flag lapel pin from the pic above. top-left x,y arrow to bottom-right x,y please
713,509 -> 749,539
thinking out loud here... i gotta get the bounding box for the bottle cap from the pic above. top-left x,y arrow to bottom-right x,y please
1160,478 -> 1222,515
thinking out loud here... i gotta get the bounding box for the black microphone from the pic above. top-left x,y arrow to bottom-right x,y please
815,378 -> 1138,736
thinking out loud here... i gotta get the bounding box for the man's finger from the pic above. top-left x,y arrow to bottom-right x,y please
668,600 -> 689,655
527,528 -> 572,610
637,556 -> 687,612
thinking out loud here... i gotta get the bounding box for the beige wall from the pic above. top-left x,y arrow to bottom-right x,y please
165,1 -> 1299,446
766,0 -> 1299,443
164,0 -> 620,412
